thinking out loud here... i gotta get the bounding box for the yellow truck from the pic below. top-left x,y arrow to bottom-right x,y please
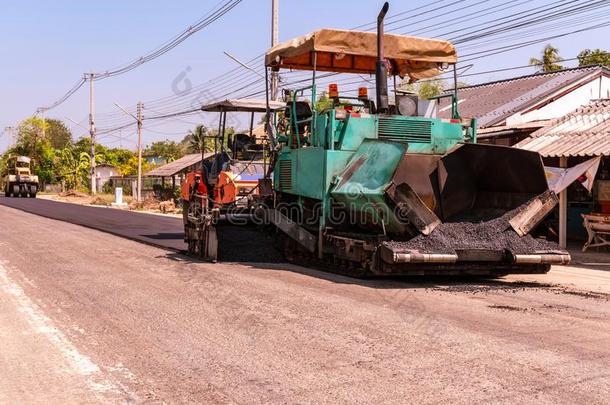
2,156 -> 39,198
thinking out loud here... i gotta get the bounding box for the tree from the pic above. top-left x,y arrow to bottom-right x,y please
316,92 -> 334,112
45,119 -> 73,149
119,156 -> 152,176
12,117 -> 58,186
418,79 -> 445,99
57,144 -> 90,190
144,140 -> 183,162
180,125 -> 230,154
104,148 -> 134,167
530,44 -> 563,72
15,117 -> 47,159
400,79 -> 445,99
578,49 -> 610,67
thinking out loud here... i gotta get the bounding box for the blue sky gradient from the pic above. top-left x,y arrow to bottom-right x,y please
1,0 -> 609,151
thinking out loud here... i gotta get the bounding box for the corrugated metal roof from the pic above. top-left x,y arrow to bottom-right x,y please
146,153 -> 214,177
438,66 -> 607,128
516,99 -> 610,157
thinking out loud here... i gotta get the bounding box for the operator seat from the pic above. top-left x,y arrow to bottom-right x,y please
286,101 -> 312,135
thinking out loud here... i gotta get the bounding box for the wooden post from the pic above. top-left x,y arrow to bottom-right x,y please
559,156 -> 568,249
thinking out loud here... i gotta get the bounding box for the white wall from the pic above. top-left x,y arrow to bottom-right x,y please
506,75 -> 610,125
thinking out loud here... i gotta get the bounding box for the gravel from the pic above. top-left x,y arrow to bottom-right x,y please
385,204 -> 560,254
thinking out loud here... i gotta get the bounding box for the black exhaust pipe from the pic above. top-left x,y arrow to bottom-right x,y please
376,2 -> 390,114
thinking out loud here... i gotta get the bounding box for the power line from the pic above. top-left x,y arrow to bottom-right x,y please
93,0 -> 244,80
94,0 -> 610,138
38,0 -> 244,112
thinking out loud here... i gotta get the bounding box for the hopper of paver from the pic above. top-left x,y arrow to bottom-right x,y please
331,141 -> 570,275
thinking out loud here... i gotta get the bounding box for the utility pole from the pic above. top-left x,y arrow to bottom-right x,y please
114,101 -> 143,201
270,0 -> 279,100
41,108 -> 46,138
3,126 -> 17,147
87,73 -> 97,195
136,102 -> 143,202
36,107 -> 47,138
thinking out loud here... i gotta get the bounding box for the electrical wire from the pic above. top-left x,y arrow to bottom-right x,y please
37,0 -> 244,112
91,0 -> 610,140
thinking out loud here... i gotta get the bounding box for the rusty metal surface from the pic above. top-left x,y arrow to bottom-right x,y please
509,190 -> 558,236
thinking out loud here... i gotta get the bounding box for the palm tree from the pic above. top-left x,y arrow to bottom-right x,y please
530,44 -> 564,72
187,125 -> 208,153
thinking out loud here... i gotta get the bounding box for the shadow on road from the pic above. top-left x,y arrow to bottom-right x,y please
160,248 -> 555,292
141,233 -> 184,240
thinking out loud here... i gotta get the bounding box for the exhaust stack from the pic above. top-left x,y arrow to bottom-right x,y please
376,2 -> 390,114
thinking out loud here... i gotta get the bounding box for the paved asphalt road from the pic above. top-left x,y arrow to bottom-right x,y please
0,196 -> 185,251
0,203 -> 609,404
0,196 -> 283,262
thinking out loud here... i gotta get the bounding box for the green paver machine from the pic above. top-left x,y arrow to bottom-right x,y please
262,2 -> 569,277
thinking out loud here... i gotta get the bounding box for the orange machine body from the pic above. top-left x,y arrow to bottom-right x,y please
181,170 -> 209,201
213,162 -> 265,206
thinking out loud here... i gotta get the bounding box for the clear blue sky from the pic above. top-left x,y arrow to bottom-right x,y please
1,0 -> 609,152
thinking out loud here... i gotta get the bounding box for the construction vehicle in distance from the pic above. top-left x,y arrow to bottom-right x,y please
2,155 -> 39,198
262,2 -> 570,277
181,99 -> 284,260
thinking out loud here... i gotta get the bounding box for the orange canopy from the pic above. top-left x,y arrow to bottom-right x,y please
265,29 -> 457,81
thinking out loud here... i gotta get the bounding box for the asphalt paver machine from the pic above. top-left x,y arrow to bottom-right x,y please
181,98 -> 284,260
262,2 -> 570,276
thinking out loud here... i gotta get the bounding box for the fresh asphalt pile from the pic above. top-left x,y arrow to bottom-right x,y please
385,204 -> 559,254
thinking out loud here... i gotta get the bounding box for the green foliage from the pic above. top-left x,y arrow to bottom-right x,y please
530,44 -> 563,72
119,156 -> 152,176
45,119 -> 73,149
400,79 -> 446,99
1,114 -> 139,192
144,140 -> 184,162
578,49 -> 610,67
15,117 -> 47,159
103,148 -> 134,167
316,92 -> 334,112
180,124 -> 232,154
418,79 -> 445,99
57,143 -> 91,190
153,184 -> 180,201
36,143 -> 57,184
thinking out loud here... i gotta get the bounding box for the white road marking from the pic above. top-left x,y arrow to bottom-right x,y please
0,259 -> 124,399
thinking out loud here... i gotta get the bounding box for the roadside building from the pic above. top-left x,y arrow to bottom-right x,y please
94,163 -> 118,193
145,152 -> 216,189
439,65 -> 610,145
517,99 -> 610,248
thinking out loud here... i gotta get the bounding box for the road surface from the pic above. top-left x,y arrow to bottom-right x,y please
0,203 -> 609,404
0,196 -> 282,262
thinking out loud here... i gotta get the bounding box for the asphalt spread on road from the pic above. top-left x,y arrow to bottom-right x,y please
0,196 -> 283,263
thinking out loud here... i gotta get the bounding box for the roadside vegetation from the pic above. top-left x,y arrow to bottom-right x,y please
0,117 -> 233,194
